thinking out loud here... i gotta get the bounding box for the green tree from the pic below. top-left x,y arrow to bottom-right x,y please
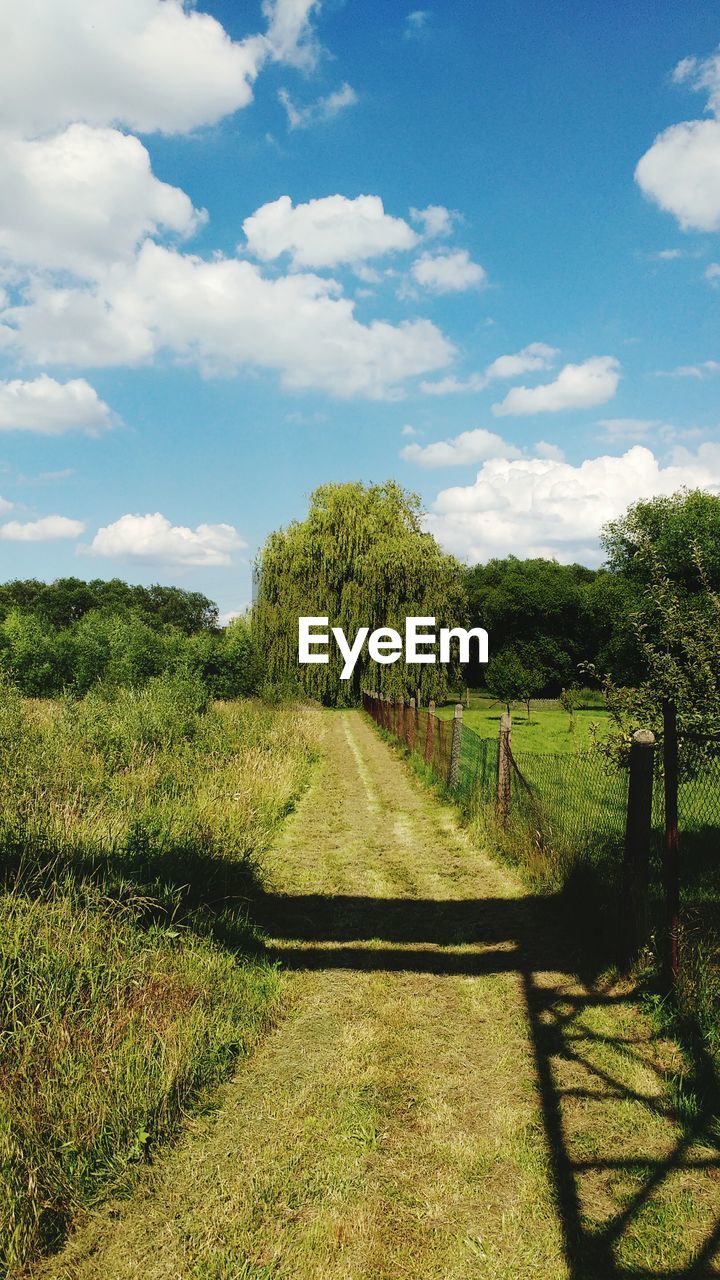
0,610 -> 64,696
464,556 -> 601,692
254,481 -> 466,706
593,491 -> 720,758
602,489 -> 720,592
485,647 -> 545,716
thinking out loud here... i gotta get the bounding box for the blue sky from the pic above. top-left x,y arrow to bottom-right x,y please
0,0 -> 718,618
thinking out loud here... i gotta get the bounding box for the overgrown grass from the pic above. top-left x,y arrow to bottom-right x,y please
0,674 -> 321,1274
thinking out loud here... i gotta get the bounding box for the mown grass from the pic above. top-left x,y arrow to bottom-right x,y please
0,674 -> 321,1275
436,693 -> 611,753
382,700 -> 720,1106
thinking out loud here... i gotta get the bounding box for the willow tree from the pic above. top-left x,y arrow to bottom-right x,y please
254,481 -> 467,706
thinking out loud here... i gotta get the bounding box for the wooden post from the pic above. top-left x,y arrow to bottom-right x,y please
449,702 -> 463,789
497,712 -> 511,827
663,700 -> 680,986
408,696 -> 416,752
622,728 -> 655,960
396,696 -> 404,742
425,700 -> 435,766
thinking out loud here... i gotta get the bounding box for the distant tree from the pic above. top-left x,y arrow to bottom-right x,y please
464,556 -> 601,692
0,579 -> 45,620
0,610 -> 63,696
36,577 -> 97,628
217,616 -> 261,697
254,481 -> 466,706
486,647 -> 545,717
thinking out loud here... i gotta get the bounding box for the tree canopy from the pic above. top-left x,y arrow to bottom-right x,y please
0,578 -> 257,700
254,481 -> 466,706
602,489 -> 720,594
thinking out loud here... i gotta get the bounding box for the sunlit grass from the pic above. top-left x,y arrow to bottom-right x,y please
0,675 -> 321,1273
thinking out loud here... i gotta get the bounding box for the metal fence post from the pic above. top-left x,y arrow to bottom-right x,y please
663,700 -> 680,987
425,700 -> 435,766
622,728 -> 655,959
448,702 -> 463,789
497,712 -> 511,826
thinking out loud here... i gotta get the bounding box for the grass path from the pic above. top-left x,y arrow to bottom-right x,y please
29,711 -> 720,1280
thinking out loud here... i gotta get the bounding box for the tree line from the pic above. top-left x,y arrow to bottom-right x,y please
0,578 -> 259,698
254,482 -> 720,717
2,484 -> 718,715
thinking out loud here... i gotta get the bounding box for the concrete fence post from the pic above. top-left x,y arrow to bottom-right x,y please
622,727 -> 656,960
449,702 -> 463,789
425,700 -> 436,767
497,712 -> 511,827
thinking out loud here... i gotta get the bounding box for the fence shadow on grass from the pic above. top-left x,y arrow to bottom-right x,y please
257,889 -> 720,1280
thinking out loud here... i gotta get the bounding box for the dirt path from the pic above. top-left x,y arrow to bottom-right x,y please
34,711 -> 720,1280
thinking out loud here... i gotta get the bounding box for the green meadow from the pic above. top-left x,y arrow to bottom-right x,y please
436,691 -> 611,753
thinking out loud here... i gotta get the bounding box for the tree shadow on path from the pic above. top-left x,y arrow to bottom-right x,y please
256,890 -> 720,1280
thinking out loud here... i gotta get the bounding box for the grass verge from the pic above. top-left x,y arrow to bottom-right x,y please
0,675 -> 321,1274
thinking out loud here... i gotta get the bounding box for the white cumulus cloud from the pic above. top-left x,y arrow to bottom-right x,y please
88,513 -> 246,567
1,242 -> 453,398
492,356 -> 620,416
0,374 -> 113,435
263,0 -> 321,71
0,124 -> 204,279
410,249 -> 486,293
673,47 -> 720,114
636,47 -> 720,232
243,194 -> 418,269
0,515 -> 85,541
410,205 -> 454,237
485,342 -> 559,381
420,344 -> 558,396
427,443 -> 720,564
401,427 -> 522,467
0,0 -> 323,138
636,120 -> 720,233
0,0 -> 261,137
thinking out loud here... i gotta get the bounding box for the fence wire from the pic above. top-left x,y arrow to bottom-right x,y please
363,692 -> 720,916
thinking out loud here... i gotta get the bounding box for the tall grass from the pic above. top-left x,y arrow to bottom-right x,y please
0,674 -> 321,1273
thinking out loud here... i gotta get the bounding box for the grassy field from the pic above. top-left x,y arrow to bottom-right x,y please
436,691 -> 610,753
0,675 -> 321,1274
36,710 -> 720,1280
432,695 -> 720,1095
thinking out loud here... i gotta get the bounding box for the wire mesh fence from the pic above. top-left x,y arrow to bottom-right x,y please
364,690 -> 720,1071
363,691 -> 720,962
